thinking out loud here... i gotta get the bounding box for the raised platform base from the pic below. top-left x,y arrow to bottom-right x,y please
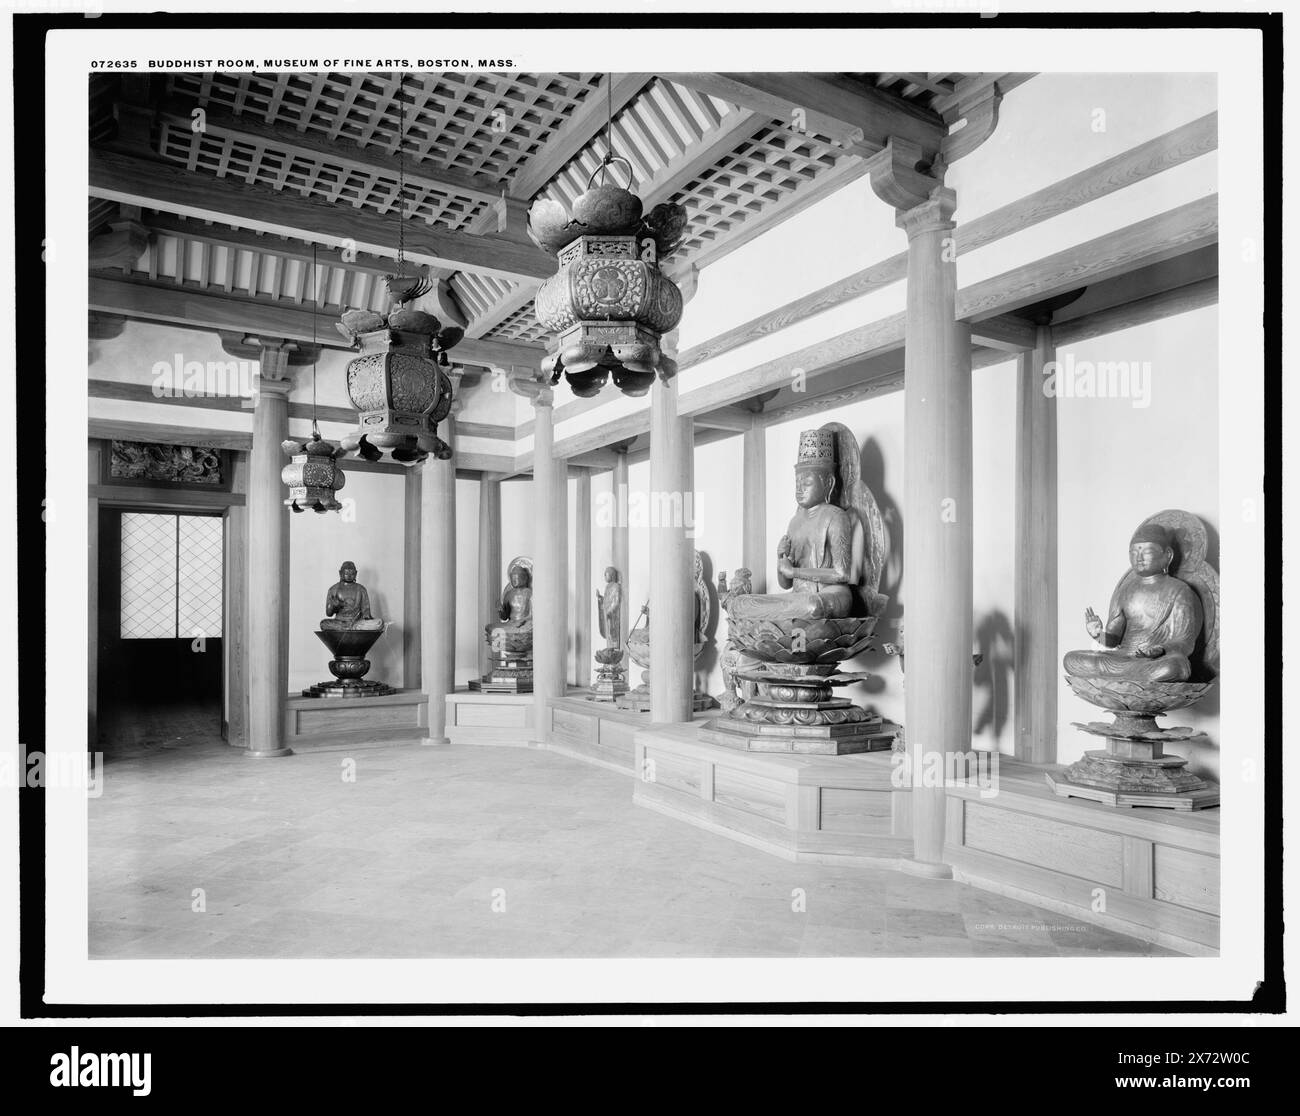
283,688 -> 428,750
632,721 -> 912,865
700,714 -> 901,755
545,692 -> 714,774
446,689 -> 533,746
947,759 -> 1220,955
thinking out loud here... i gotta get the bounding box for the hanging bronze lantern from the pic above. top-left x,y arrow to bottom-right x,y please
528,155 -> 688,399
282,428 -> 347,513
335,276 -> 460,464
282,243 -> 348,512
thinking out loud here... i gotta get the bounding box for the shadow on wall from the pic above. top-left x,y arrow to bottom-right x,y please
974,609 -> 1014,742
850,437 -> 902,695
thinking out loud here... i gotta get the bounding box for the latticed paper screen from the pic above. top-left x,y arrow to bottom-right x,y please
178,516 -> 224,638
120,513 -> 223,639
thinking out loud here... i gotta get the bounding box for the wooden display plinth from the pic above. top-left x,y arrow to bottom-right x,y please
542,691 -> 714,775
283,689 -> 428,751
446,689 -> 533,746
945,758 -> 1220,955
632,721 -> 912,866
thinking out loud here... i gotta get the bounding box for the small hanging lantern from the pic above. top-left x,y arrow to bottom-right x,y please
335,74 -> 462,464
526,83 -> 689,399
283,244 -> 347,511
282,426 -> 347,513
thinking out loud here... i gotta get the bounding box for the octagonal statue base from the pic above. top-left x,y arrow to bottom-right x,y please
1047,706 -> 1220,810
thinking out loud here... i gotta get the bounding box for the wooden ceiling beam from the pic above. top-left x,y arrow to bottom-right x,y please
137,212 -> 398,280
89,147 -> 555,283
87,273 -> 545,371
663,72 -> 947,162
508,72 -> 653,200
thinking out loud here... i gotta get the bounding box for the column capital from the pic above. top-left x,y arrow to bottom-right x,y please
254,375 -> 293,399
895,186 -> 958,239
663,261 -> 700,305
866,136 -> 947,216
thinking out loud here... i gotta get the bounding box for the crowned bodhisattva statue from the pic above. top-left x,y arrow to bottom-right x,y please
471,557 -> 535,694
1048,511 -> 1220,809
304,562 -> 396,698
589,567 -> 629,701
703,425 -> 898,754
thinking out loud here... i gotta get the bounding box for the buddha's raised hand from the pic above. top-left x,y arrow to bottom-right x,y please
1084,607 -> 1103,641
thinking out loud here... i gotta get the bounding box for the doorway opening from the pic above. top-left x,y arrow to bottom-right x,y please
97,508 -> 225,756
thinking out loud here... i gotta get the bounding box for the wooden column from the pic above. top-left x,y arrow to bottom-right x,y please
403,467 -> 422,689
246,353 -> 292,757
1014,322 -> 1058,764
898,188 -> 971,873
476,473 -> 502,681
87,441 -> 101,747
612,445 -> 631,644
421,411 -> 457,745
531,389 -> 566,743
742,420 -> 767,592
574,468 -> 593,688
224,452 -> 249,746
649,375 -> 695,722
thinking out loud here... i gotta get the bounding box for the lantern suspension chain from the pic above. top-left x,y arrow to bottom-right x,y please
396,71 -> 406,276
310,242 -> 320,439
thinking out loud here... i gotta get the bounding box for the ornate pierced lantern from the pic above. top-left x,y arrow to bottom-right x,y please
282,428 -> 347,513
528,156 -> 688,398
336,278 -> 460,464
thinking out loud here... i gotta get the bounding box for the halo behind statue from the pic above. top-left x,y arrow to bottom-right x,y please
819,421 -> 888,615
506,555 -> 533,584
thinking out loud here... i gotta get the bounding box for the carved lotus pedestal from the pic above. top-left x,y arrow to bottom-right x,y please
303,628 -> 397,698
1046,676 -> 1220,810
700,615 -> 897,755
613,630 -> 711,712
588,647 -> 629,702
469,628 -> 533,694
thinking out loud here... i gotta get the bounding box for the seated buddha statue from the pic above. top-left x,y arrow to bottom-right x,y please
486,558 -> 534,641
321,561 -> 384,630
1063,522 -> 1202,683
727,429 -> 861,621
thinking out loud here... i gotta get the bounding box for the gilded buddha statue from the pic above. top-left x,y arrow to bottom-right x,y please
487,558 -> 534,642
1063,522 -> 1202,683
321,562 -> 384,630
305,561 -> 394,698
1049,510 -> 1220,810
472,556 -> 535,694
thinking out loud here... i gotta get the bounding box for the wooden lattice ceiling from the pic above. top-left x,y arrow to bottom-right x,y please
89,69 -> 1029,370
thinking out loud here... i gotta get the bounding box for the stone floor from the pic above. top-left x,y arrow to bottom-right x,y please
89,704 -> 1177,960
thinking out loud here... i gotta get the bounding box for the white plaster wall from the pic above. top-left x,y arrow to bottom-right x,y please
947,73 -> 1218,224
288,469 -> 406,694
1056,303 -> 1220,778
